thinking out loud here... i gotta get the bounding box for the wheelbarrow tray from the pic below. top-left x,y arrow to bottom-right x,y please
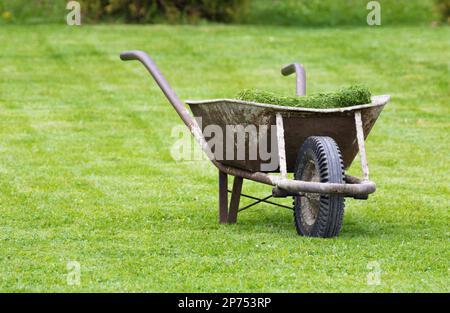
186,95 -> 389,173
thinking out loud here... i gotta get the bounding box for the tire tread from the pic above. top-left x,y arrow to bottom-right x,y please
293,136 -> 345,238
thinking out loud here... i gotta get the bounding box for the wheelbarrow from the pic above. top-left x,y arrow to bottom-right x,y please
120,50 -> 390,238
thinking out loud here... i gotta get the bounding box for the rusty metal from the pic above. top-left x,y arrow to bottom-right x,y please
275,177 -> 376,195
344,174 -> 363,184
344,174 -> 369,199
218,171 -> 228,224
272,186 -> 297,197
272,174 -> 369,198
214,161 -> 376,196
281,63 -> 306,96
227,176 -> 243,223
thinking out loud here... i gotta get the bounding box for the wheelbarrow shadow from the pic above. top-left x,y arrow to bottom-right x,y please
229,205 -> 383,239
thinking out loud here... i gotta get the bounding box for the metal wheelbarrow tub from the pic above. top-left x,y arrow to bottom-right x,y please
186,96 -> 388,173
120,50 -> 390,238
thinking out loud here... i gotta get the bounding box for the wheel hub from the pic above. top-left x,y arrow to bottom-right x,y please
301,160 -> 321,226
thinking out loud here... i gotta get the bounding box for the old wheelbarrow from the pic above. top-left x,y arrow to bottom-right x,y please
120,50 -> 390,238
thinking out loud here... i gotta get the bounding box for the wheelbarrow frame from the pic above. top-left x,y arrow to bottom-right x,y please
120,50 -> 389,224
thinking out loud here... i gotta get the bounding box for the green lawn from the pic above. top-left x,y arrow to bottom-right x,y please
0,24 -> 448,292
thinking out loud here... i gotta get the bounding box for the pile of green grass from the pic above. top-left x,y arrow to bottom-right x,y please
237,85 -> 372,109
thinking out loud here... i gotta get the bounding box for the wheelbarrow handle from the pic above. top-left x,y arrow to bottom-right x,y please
120,50 -> 215,161
281,63 -> 306,96
120,51 -> 142,61
120,50 -> 199,130
120,50 -> 186,119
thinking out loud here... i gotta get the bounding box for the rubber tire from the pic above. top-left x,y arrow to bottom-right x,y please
293,136 -> 345,238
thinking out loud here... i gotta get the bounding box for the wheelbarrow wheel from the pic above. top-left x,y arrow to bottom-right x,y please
293,136 -> 345,238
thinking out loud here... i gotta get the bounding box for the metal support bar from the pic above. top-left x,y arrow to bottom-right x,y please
344,174 -> 363,184
281,63 -> 306,96
238,195 -> 273,212
272,186 -> 306,198
231,191 -> 293,211
273,175 -> 370,200
354,110 -> 369,181
214,159 -> 376,196
218,171 -> 228,224
275,113 -> 287,178
275,178 -> 376,195
227,176 -> 243,223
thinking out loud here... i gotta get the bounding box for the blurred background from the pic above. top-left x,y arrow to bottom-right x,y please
0,0 -> 448,26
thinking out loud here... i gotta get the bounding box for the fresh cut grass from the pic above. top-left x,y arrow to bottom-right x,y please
237,85 -> 372,108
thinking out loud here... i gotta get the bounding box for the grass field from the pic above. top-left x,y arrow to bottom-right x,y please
0,24 -> 448,292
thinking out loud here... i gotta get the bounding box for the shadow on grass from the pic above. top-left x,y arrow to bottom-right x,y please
223,204 -> 392,239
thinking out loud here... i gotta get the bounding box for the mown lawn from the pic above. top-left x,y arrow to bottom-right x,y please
0,24 -> 448,292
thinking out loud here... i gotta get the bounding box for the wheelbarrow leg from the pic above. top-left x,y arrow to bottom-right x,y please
219,171 -> 228,224
219,171 -> 243,224
228,176 -> 243,224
